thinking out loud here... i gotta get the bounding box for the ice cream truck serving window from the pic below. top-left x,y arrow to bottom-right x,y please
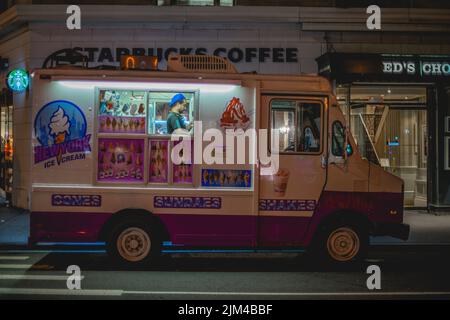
97,89 -> 197,185
94,83 -> 254,187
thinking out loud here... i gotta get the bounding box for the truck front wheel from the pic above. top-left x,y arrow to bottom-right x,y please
309,221 -> 369,266
106,220 -> 161,267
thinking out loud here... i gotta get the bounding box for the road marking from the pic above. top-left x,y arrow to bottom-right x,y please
123,290 -> 450,297
0,250 -> 105,254
0,275 -> 85,281
0,264 -> 33,269
0,288 -> 448,297
0,288 -> 122,296
0,256 -> 29,260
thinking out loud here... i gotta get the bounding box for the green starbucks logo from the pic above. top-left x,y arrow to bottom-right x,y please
7,69 -> 29,92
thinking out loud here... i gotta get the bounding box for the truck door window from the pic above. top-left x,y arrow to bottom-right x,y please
270,100 -> 322,154
332,121 -> 345,157
272,109 -> 296,152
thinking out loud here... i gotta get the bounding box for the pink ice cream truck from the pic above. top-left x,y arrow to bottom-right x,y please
29,55 -> 409,266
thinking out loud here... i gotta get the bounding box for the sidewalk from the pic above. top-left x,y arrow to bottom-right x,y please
372,210 -> 450,245
0,206 -> 29,246
0,207 -> 449,247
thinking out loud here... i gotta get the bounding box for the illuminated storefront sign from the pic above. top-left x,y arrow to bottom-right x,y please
6,68 -> 29,92
382,60 -> 450,76
317,53 -> 450,81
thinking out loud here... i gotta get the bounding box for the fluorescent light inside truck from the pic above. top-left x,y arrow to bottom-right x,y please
57,80 -> 238,93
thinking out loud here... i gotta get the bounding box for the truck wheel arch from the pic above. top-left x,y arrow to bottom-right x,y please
307,209 -> 374,247
97,209 -> 169,243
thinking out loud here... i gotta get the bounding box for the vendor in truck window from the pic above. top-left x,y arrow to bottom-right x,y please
167,93 -> 193,134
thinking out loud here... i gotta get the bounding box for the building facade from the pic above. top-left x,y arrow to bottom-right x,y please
0,2 -> 450,210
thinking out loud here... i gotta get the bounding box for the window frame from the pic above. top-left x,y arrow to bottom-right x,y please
269,97 -> 325,155
93,87 -> 199,186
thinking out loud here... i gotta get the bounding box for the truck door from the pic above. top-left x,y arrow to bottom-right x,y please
258,95 -> 327,246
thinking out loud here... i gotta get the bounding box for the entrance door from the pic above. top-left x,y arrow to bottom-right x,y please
258,95 -> 327,246
350,104 -> 427,207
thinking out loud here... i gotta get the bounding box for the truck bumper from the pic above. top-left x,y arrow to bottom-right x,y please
374,223 -> 410,241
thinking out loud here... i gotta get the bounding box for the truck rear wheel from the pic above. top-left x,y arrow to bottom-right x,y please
106,219 -> 161,267
309,221 -> 369,266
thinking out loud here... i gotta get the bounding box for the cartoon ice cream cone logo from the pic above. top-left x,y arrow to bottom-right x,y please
48,107 -> 71,164
49,107 -> 71,143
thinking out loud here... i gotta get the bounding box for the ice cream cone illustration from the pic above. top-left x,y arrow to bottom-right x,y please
49,107 -> 70,144
55,132 -> 66,144
273,169 -> 290,196
138,103 -> 145,114
244,172 -> 250,187
48,107 -> 71,165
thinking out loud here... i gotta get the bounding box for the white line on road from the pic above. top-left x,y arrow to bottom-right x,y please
123,290 -> 450,297
0,288 -> 122,296
0,275 -> 85,281
0,264 -> 33,269
0,288 -> 449,297
0,256 -> 29,260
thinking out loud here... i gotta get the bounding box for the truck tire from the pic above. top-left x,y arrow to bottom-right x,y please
308,221 -> 369,267
106,219 -> 161,267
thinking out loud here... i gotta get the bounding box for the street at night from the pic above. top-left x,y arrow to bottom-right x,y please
0,244 -> 449,299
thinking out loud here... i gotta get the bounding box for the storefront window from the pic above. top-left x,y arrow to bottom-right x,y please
348,85 -> 428,207
0,90 -> 13,205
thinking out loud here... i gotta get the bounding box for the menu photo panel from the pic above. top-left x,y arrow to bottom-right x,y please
97,138 -> 145,183
98,90 -> 146,134
149,139 -> 169,183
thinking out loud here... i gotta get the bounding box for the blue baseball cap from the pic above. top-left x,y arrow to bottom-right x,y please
170,93 -> 186,107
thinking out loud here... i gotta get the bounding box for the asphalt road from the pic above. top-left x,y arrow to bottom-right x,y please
0,246 -> 450,300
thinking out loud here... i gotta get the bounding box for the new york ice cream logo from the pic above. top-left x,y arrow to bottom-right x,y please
34,100 -> 91,167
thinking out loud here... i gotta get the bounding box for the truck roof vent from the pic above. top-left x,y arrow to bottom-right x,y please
167,54 -> 237,74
